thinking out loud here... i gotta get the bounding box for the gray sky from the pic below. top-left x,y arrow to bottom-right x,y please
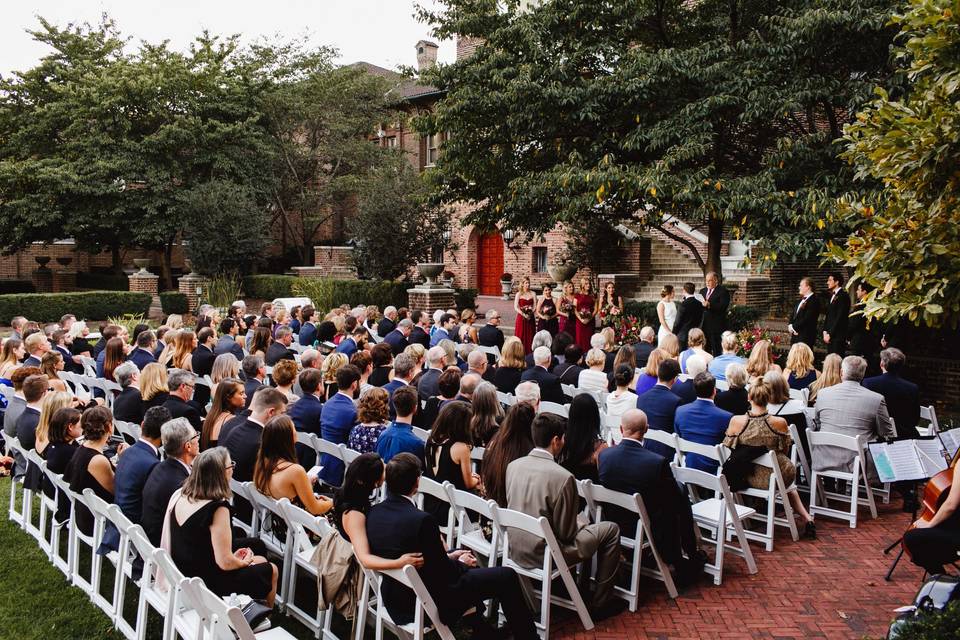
1,1 -> 456,77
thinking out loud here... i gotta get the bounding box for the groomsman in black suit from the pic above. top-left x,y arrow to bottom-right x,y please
699,272 -> 730,356
822,272 -> 851,355
788,277 -> 820,347
673,282 -> 704,350
848,282 -> 880,371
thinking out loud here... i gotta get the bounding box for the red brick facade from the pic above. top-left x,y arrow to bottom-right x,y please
0,241 -> 187,281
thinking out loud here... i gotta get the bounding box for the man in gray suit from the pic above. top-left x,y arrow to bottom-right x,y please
505,413 -> 626,621
813,355 -> 896,482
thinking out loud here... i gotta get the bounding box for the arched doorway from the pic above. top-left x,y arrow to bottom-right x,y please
477,233 -> 504,296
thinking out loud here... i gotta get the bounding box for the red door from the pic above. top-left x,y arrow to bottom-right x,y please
477,233 -> 505,296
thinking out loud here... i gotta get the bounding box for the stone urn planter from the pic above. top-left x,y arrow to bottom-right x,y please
416,262 -> 445,287
56,256 -> 73,268
500,273 -> 514,300
547,263 -> 576,284
133,258 -> 152,274
35,256 -> 52,270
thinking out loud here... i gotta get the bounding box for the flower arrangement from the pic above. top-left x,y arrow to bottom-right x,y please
736,325 -> 783,357
607,313 -> 642,346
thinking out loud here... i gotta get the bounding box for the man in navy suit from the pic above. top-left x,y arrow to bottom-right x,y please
674,372 -> 732,474
377,306 -> 398,338
864,348 -> 920,438
318,365 -> 360,487
599,409 -> 705,580
191,327 -> 217,407
633,327 -> 657,368
699,272 -> 731,357
365,453 -> 537,638
141,417 -> 200,545
266,327 -> 298,366
222,387 -> 288,483
429,313 -> 455,348
408,310 -> 431,348
636,359 -> 682,459
287,369 -> 324,468
215,318 -> 245,360
334,326 -> 369,358
383,353 -> 418,419
671,354 -> 707,405
520,347 -> 565,405
162,369 -> 203,431
241,354 -> 267,410
128,330 -> 157,371
383,319 -> 412,356
52,330 -> 82,374
417,347 -> 447,401
297,306 -> 318,349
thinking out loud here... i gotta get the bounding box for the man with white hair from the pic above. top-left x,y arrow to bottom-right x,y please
113,361 -> 145,423
514,381 -> 541,411
162,369 -> 202,430
478,308 -> 505,352
671,355 -> 707,405
140,417 -> 201,545
634,326 -> 657,367
814,355 -> 895,482
417,346 -> 447,400
520,346 -> 565,404
378,306 -> 399,338
467,349 -> 495,383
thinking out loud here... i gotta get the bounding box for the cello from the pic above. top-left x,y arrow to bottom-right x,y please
902,445 -> 960,561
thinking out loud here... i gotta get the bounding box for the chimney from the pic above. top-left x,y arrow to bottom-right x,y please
415,40 -> 439,72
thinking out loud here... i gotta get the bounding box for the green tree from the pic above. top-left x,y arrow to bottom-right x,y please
417,0 -> 899,275
828,0 -> 960,328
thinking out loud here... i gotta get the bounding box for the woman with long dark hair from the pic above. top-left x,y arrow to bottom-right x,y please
201,378 -> 245,450
253,416 -> 332,516
558,394 -> 607,481
424,402 -> 481,522
102,336 -> 126,383
481,403 -> 535,507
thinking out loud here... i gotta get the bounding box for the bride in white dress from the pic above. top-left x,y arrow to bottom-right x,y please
657,285 -> 677,345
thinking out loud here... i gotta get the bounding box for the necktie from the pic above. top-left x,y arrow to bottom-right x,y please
707,288 -> 713,300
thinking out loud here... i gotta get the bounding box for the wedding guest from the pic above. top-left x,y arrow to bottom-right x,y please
715,363 -> 750,415
348,388 -> 390,454
674,372 -> 732,474
112,361 -> 145,424
574,278 -> 596,353
554,344 -> 584,386
783,342 -> 818,390
557,280 -> 577,336
140,363 -> 171,411
633,326 -> 657,367
493,338 -> 525,394
707,331 -> 746,381
249,326 -> 273,359
679,328 -> 714,374
321,353 -> 349,401
30,389 -> 72,456
65,406 -> 120,536
478,309 -> 505,353
863,348 -> 920,437
636,359 -> 683,459
520,347 -> 565,405
254,415 -> 332,515
657,285 -> 677,346
271,359 -> 300,403
606,345 -> 638,393
535,282 -> 560,336
482,403 -> 536,507
266,327 -> 297,366
408,310 -> 431,349
458,309 -> 479,344
514,277 -> 536,353
808,353 -> 842,406
466,349 -> 495,385
635,348 -> 669,396
577,348 -> 610,395
429,314 -> 456,349
241,355 -> 267,408
672,355 -> 707,405
524,330 -> 556,370
42,407 -> 82,522
788,277 -> 820,347
172,330 -> 197,371
0,337 -> 24,380
558,394 -> 607,481
162,369 -> 202,431
368,343 -> 394,387
40,351 -> 68,393
378,306 -> 398,338
822,272 -> 851,355
659,334 -> 681,361
319,365 -> 360,487
209,353 -> 240,398
746,339 -> 779,384
376,386 -> 424,464
201,378 -> 245,450
470,381 -> 503,446
764,371 -> 809,436
606,364 -> 638,426
424,402 -> 481,524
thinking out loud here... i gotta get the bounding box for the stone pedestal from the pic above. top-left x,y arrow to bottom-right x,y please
178,272 -> 211,314
32,268 -> 54,293
407,286 -> 455,315
53,270 -> 77,293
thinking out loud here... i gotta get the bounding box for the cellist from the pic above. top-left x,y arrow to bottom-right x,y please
903,462 -> 960,575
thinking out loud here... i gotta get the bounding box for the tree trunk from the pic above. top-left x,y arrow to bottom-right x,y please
705,217 -> 724,277
110,244 -> 123,273
160,242 -> 174,291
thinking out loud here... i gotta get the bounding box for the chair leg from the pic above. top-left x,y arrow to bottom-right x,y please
540,562 -> 553,640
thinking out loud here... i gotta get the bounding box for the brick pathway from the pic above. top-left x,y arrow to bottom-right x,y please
554,497 -> 923,639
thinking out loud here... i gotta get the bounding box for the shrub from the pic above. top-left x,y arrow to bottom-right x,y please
0,291 -> 151,323
200,274 -> 242,310
455,288 -> 478,313
0,280 -> 35,294
108,314 -> 152,337
890,600 -> 960,640
292,279 -> 409,312
76,271 -> 129,291
242,275 -> 297,300
159,291 -> 189,315
623,301 -> 661,330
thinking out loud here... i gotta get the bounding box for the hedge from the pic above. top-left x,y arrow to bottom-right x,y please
242,274 -> 297,300
0,280 -> 35,294
292,279 -> 410,312
623,300 -> 764,333
455,288 -> 478,313
76,271 -> 130,291
0,292 -> 152,324
159,291 -> 189,315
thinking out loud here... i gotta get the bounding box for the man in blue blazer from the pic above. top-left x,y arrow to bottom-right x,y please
520,347 -> 565,405
636,359 -> 683,459
863,347 -> 920,439
287,369 -> 324,468
334,327 -> 368,358
215,318 -> 245,360
429,313 -> 455,348
297,306 -> 318,348
128,330 -> 157,372
383,319 -> 412,356
318,365 -> 360,487
674,371 -> 732,474
598,409 -> 705,579
140,418 -> 199,546
671,355 -> 708,405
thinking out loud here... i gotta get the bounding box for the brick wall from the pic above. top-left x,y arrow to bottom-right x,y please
0,242 -> 187,281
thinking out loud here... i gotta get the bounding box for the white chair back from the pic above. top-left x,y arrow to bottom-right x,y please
412,426 -> 431,442
538,401 -> 569,417
806,428 -> 877,527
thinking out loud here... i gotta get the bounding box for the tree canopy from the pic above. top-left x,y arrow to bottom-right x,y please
417,0 -> 900,274
829,0 -> 960,328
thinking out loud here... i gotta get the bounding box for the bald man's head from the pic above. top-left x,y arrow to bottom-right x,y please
620,409 -> 649,440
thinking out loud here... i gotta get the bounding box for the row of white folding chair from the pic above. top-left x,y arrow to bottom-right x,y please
113,419 -> 142,445
355,558 -> 456,640
538,401 -> 568,418
806,428 -> 878,528
282,501 -> 339,639
727,450 -> 800,552
496,390 -> 516,407
5,436 -> 34,533
917,405 -> 939,436
476,345 -> 501,361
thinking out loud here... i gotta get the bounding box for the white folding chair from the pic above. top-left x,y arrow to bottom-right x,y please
561,383 -> 577,400
788,422 -> 816,499
497,506 -> 594,638
728,450 -> 800,552
450,489 -> 502,567
83,489 -> 132,618
4,436 -> 32,529
354,561 -> 456,640
642,430 -> 681,465
477,345 -> 501,361
470,446 -> 485,474
807,429 -> 877,528
43,464 -> 74,578
248,491 -> 293,605
412,426 -> 430,442
917,405 -> 940,437
676,437 -> 725,482
151,552 -> 205,640
538,401 -> 569,418
281,501 -> 338,639
29,455 -> 55,555
601,410 -> 622,445
312,437 -> 345,487
339,443 -> 362,466
105,504 -> 139,637
416,477 -> 457,547
68,487 -> 101,597
187,576 -> 297,639
671,464 -> 757,586
113,419 -> 142,445
580,480 -> 678,608
80,355 -> 98,377
496,390 -> 516,407
20,447 -> 45,544
230,479 -> 260,537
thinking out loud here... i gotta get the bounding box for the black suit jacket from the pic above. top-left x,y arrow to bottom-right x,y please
520,366 -> 565,404
493,366 -> 523,395
191,345 -> 217,407
477,324 -> 505,351
244,379 -> 264,410
218,409 -> 250,445
383,329 -> 408,356
377,318 -> 396,338
673,297 -> 704,344
863,373 -> 920,437
221,418 -> 264,482
699,285 -> 730,335
265,342 -> 296,366
409,326 -> 430,348
633,341 -> 656,368
789,294 -> 821,346
847,303 -> 878,358
140,457 -> 190,546
113,387 -> 145,425
553,362 -> 584,386
823,289 -> 851,343
162,395 -> 202,431
366,494 -> 466,625
15,406 -> 41,451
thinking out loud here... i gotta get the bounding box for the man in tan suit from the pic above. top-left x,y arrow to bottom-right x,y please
505,413 -> 626,620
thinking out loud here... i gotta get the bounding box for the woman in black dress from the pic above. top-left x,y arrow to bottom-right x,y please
42,407 -> 82,522
535,282 -> 560,337
424,402 -> 481,523
557,394 -> 607,482
169,447 -> 279,606
64,405 -> 121,536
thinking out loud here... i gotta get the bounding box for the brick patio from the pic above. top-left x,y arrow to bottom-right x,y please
554,497 -> 922,640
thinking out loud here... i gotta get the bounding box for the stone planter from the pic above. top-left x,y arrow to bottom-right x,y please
35,256 -> 51,270
416,262 -> 445,287
133,258 -> 152,274
56,256 -> 73,268
500,280 -> 513,299
548,263 -> 576,284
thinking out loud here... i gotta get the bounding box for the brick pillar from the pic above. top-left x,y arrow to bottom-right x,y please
407,285 -> 455,316
53,270 -> 77,293
178,272 -> 210,314
128,270 -> 159,297
32,267 -> 54,293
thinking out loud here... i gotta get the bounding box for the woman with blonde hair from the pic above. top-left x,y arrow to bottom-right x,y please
577,348 -> 610,394
68,321 -> 93,362
680,327 -> 714,373
808,353 -> 842,405
40,351 -> 68,393
201,378 -> 245,450
157,329 -> 180,367
348,388 -> 390,454
165,314 -> 184,330
659,334 -> 681,361
458,308 -> 479,344
783,342 -> 818,390
0,338 -> 25,380
493,337 -> 525,394
321,352 -> 349,400
141,363 -> 171,410
403,343 -> 426,371
746,339 -> 779,383
636,348 -> 668,395
34,391 -> 75,455
209,353 -> 240,397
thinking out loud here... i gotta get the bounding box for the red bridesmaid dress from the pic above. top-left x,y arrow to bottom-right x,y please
515,296 -> 536,354
574,293 -> 595,352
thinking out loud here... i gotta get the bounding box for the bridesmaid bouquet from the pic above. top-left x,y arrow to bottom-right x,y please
560,300 -> 575,315
599,305 -> 621,327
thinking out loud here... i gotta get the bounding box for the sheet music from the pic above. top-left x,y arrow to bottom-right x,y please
869,440 -> 927,482
869,443 -> 897,484
693,293 -> 705,304
938,429 -> 960,457
916,439 -> 949,477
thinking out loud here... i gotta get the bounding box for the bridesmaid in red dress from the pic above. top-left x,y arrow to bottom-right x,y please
574,278 -> 596,353
513,277 -> 536,354
557,280 -> 577,336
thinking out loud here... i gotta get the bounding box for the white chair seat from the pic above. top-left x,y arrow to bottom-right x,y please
255,628 -> 298,639
459,529 -> 493,557
691,498 -> 756,525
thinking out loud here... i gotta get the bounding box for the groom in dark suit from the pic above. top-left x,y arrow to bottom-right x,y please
673,282 -> 704,350
699,272 -> 730,356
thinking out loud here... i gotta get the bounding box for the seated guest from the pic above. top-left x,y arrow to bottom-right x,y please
679,328 -> 714,374
351,351 -> 375,397
40,351 -> 69,393
215,318 -> 245,361
764,370 -> 808,433
266,327 -> 298,366
249,325 -> 273,359
382,353 -> 417,419
424,402 -> 481,523
242,354 -> 267,409
558,394 -> 607,481
707,331 -> 746,381
335,326 -> 369,358
466,349 -> 495,384
598,409 -> 707,582
524,330 -> 556,370
633,326 -> 657,368
671,354 -> 707,405
253,415 -> 332,515
128,330 -> 157,371
715,363 -> 750,416
429,313 -> 455,348
42,407 -> 83,522
200,378 -> 245,450
378,306 -> 398,337
469,381 -> 503,446
0,337 -> 25,383
506,413 -> 624,620
221,387 -> 289,483
863,348 -> 920,437
162,369 -> 202,431
319,365 -> 361,487
368,343 -> 394,387
482,403 -> 535,507
783,342 -> 818,390
903,463 -> 960,575
15,373 -> 48,452
113,361 -> 145,424
113,406 -> 170,525
724,379 -> 817,538
455,371 -> 479,404
23,331 -> 51,368
3,367 -> 41,445
808,353 -> 842,406
478,308 -> 506,353
417,346 -> 447,400
551,331 -> 574,366
140,363 -> 170,411
65,406 -> 119,536
493,338 -> 525,395
635,348 -> 669,395
383,318 -> 412,356
419,368 -> 460,429
376,386 -> 424,464
746,339 -> 780,385
167,448 -> 279,608
366,453 -> 538,638
605,345 -> 638,393
605,364 -> 637,425
298,306 -> 318,348
674,372 -> 732,474
577,348 -> 609,395
141,418 -> 200,545
599,328 -> 618,373
348,388 -> 390,454
659,334 -> 681,362
190,328 -> 217,407
813,356 -> 895,482
34,390 -> 74,457
271,359 -> 300,403
520,346 -> 565,405
553,344 -> 584,386
407,310 -> 431,349
636,359 -> 682,459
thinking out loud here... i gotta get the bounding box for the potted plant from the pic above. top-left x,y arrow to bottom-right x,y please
441,270 -> 456,288
500,272 -> 513,299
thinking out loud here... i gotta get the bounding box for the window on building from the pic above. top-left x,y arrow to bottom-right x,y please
533,247 -> 548,273
426,132 -> 446,166
385,136 -> 398,148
